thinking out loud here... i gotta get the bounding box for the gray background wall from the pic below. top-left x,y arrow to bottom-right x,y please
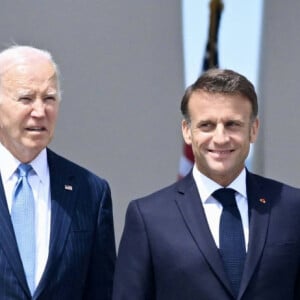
1,1 -> 299,245
252,0 -> 300,188
0,1 -> 184,244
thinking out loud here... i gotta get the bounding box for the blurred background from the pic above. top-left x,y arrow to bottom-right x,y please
1,1 -> 299,245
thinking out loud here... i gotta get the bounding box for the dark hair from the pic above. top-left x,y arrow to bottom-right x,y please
180,68 -> 258,122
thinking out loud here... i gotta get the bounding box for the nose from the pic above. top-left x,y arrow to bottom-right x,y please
213,124 -> 230,144
30,100 -> 46,118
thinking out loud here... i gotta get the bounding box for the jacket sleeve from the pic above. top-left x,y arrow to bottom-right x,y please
112,201 -> 155,300
83,179 -> 116,300
295,269 -> 300,300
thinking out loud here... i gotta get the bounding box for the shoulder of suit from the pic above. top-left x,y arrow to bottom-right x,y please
248,171 -> 300,192
46,148 -> 109,185
131,174 -> 194,208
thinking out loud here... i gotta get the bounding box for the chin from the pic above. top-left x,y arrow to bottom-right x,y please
209,161 -> 231,171
22,143 -> 47,157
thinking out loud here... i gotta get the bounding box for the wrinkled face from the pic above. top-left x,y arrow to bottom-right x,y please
182,90 -> 259,186
0,59 -> 60,163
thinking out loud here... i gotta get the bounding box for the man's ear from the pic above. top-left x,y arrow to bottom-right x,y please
182,119 -> 192,145
250,117 -> 259,143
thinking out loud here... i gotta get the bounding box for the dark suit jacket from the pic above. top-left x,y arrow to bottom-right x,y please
113,171 -> 300,300
0,148 -> 116,299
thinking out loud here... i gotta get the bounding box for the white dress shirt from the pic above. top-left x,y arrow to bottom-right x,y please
192,165 -> 249,251
0,143 -> 51,289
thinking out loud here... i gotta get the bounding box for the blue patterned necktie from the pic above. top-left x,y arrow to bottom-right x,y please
212,188 -> 246,298
11,164 -> 36,295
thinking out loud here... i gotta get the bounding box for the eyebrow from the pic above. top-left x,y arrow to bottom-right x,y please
16,88 -> 58,96
45,89 -> 58,96
16,89 -> 33,96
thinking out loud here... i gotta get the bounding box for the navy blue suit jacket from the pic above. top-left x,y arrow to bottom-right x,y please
113,171 -> 300,300
0,149 -> 116,299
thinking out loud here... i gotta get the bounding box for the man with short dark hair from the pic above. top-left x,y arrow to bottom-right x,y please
113,69 -> 300,300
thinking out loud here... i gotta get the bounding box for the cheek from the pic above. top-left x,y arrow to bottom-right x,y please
0,112 -> 13,128
47,107 -> 59,122
193,132 -> 210,145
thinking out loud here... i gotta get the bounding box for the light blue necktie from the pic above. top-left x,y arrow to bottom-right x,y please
11,164 -> 36,295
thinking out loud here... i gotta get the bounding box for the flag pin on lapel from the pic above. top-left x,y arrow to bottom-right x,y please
64,184 -> 73,191
259,198 -> 266,204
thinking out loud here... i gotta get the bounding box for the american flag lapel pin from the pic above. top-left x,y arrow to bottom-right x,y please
64,184 -> 73,191
259,198 -> 267,204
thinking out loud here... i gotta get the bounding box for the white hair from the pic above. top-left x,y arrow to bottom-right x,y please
0,45 -> 61,100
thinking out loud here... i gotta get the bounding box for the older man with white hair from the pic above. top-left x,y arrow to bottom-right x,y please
0,45 -> 116,300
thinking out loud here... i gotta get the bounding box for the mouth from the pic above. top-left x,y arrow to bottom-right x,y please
209,149 -> 234,154
25,126 -> 46,132
208,149 -> 234,158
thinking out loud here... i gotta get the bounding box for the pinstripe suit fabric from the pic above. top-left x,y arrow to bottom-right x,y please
0,148 -> 116,300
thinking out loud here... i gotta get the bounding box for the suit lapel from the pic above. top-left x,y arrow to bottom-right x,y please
175,173 -> 233,294
238,172 -> 271,299
0,173 -> 31,296
34,150 -> 78,298
173,171 -> 273,299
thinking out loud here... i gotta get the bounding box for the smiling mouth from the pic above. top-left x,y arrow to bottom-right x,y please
208,149 -> 234,157
209,149 -> 233,154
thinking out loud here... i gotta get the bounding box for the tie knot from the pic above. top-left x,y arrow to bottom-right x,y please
17,164 -> 32,178
212,188 -> 236,207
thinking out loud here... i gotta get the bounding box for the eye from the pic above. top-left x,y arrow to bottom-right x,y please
198,122 -> 215,132
44,95 -> 57,102
18,96 -> 32,103
226,121 -> 242,129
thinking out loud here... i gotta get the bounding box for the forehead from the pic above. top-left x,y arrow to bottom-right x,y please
1,59 -> 58,93
188,91 -> 252,114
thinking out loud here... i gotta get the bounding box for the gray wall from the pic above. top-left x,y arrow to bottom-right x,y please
0,1 -> 184,244
2,1 -> 300,246
252,0 -> 300,187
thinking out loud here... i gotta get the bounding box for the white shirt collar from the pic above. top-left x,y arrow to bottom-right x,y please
0,143 -> 48,182
0,143 -> 20,182
30,150 -> 48,184
192,165 -> 247,204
